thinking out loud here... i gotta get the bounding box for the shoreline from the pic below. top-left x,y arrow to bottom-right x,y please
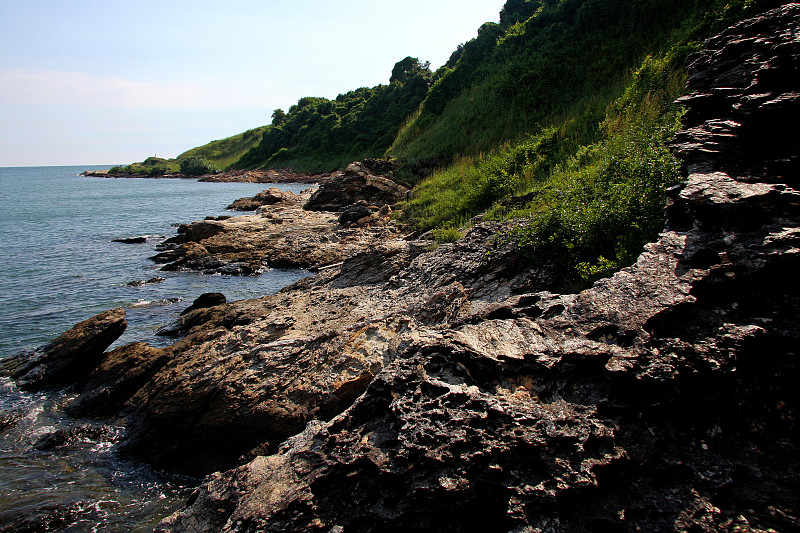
82,168 -> 330,184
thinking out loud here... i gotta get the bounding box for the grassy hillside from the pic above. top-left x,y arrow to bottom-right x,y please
176,126 -> 270,170
392,0 -> 768,290
233,58 -> 432,173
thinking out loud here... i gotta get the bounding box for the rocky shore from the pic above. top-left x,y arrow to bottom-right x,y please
150,162 -> 410,274
5,5 -> 799,532
82,168 -> 330,184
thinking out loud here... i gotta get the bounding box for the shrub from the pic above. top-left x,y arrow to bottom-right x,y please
180,156 -> 217,176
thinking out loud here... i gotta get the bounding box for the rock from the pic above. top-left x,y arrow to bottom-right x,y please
112,236 -> 147,244
0,411 -> 21,434
0,308 -> 127,391
669,2 -> 800,178
151,189 -> 405,273
181,292 -> 227,315
337,204 -> 375,225
126,276 -> 165,287
65,342 -> 171,419
226,188 -> 294,211
157,6 -> 800,531
33,424 -> 118,450
304,161 -> 409,212
197,169 -> 330,184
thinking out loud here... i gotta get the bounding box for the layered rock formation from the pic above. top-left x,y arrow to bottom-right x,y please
151,189 -> 403,273
226,188 -> 296,211
156,6 -> 799,532
304,160 -> 408,212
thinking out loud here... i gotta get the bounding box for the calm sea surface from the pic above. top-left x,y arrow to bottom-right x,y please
0,165 -> 313,530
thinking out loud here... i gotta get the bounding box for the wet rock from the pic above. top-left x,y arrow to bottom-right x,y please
33,423 -> 119,450
126,276 -> 166,287
0,308 -> 127,391
0,411 -> 21,434
304,161 -> 408,212
112,236 -> 147,244
66,342 -> 171,419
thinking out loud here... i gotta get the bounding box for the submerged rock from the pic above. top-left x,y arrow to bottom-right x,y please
112,236 -> 147,244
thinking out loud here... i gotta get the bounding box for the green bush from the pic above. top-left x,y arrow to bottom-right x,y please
180,156 -> 217,176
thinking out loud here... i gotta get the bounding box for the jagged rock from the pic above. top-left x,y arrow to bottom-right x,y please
157,6 -> 800,532
337,204 -> 375,225
227,188 -> 294,211
669,3 -> 800,178
65,342 -> 171,419
304,161 -> 409,212
0,308 -> 127,391
151,190 -> 405,273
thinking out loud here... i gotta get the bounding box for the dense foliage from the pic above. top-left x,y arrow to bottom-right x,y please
179,156 -> 217,176
394,0 -> 766,290
233,57 -> 432,173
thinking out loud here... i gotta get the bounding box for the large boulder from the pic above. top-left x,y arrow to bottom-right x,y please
304,161 -> 409,212
0,308 -> 127,391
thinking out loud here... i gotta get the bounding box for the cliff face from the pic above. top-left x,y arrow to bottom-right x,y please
158,5 -> 800,532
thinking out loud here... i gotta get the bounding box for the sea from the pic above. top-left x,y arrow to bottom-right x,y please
0,165 -> 313,531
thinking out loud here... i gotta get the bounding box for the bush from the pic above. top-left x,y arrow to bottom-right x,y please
180,157 -> 217,176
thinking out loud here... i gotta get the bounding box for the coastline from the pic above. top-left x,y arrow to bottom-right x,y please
3,7 -> 798,531
82,168 -> 330,184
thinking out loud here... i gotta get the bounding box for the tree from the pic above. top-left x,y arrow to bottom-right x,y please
390,56 -> 432,84
271,108 -> 287,126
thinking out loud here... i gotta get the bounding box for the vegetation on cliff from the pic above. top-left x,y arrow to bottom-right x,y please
112,0 -> 776,287
393,0 -> 770,288
232,57 -> 432,172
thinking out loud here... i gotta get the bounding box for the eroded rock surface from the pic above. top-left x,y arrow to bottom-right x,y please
156,6 -> 800,532
152,189 -> 404,273
304,160 -> 408,212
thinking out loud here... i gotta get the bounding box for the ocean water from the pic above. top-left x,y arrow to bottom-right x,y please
0,165 -> 314,530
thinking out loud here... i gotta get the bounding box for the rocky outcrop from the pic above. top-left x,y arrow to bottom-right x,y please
197,169 -> 329,184
152,189 -> 404,273
304,161 -> 408,212
155,6 -> 800,532
226,188 -> 296,211
0,308 -> 127,391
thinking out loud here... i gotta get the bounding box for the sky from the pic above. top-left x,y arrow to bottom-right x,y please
0,0 -> 506,167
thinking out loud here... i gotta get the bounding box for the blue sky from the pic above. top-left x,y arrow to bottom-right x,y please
0,0 -> 505,166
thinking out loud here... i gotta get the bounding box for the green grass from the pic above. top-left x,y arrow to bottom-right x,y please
400,52 -> 690,290
176,126 -> 269,170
